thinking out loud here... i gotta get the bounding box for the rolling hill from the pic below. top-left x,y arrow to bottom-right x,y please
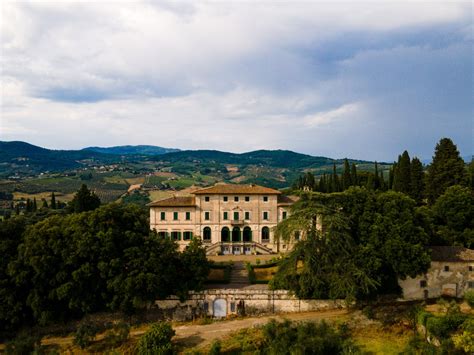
83,145 -> 180,155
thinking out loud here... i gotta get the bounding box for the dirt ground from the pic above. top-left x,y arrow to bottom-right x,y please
171,309 -> 349,349
33,309 -> 348,353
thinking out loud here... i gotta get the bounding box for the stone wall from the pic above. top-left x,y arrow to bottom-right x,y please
154,289 -> 346,320
399,261 -> 474,300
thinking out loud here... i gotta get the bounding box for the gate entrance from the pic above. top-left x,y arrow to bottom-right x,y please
213,298 -> 227,317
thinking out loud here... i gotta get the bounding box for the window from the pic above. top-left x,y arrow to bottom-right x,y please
205,196 -> 210,202
223,211 -> 228,220
203,227 -> 211,241
233,211 -> 239,220
183,231 -> 193,240
444,265 -> 450,272
204,212 -> 210,220
223,196 -> 228,202
160,212 -> 166,220
158,231 -> 167,238
294,231 -> 300,241
468,281 -> 474,288
245,196 -> 250,202
263,196 -> 268,202
173,212 -> 178,220
171,231 -> 181,240
245,211 -> 250,220
469,266 -> 473,271
230,302 -> 236,312
263,211 -> 269,220
420,280 -> 427,288
234,196 -> 239,202
282,211 -> 287,220
262,226 -> 270,241
185,212 -> 191,220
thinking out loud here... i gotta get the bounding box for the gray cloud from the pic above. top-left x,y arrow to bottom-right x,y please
1,1 -> 472,161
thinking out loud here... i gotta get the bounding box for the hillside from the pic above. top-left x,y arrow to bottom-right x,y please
84,145 -> 180,155
0,141 -> 123,176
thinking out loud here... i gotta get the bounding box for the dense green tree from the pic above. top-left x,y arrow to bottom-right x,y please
68,184 -> 101,213
4,203 -> 208,328
0,217 -> 29,332
431,185 -> 474,247
272,188 -> 431,299
425,138 -> 468,204
410,157 -> 424,204
41,199 -> 48,209
393,151 -> 411,194
177,238 -> 211,298
272,192 -> 378,300
32,198 -> 37,212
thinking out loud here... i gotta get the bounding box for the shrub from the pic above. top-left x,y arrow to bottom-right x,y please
426,317 -> 452,339
452,330 -> 474,353
5,334 -> 41,355
208,340 -> 221,355
103,322 -> 130,348
464,290 -> 474,308
73,321 -> 100,349
136,322 -> 175,355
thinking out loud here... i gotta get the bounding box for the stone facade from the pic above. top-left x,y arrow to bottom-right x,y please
155,289 -> 347,319
148,184 -> 298,254
399,246 -> 474,300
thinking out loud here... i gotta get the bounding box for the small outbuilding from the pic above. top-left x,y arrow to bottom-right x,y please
399,246 -> 474,300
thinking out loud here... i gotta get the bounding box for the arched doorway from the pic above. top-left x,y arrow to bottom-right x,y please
213,299 -> 227,318
221,227 -> 230,242
203,227 -> 211,242
243,226 -> 252,242
232,227 -> 241,242
261,226 -> 270,242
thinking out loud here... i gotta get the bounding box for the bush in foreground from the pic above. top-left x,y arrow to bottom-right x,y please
136,322 -> 175,355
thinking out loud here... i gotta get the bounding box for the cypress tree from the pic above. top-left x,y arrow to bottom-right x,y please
379,171 -> 387,191
342,159 -> 352,190
389,163 -> 396,190
42,199 -> 48,208
410,157 -> 424,204
425,138 -> 468,204
351,163 -> 358,186
331,164 -> 340,192
393,151 -> 411,194
33,198 -> 37,211
366,173 -> 375,190
68,184 -> 101,213
374,162 -> 380,190
51,192 -> 57,209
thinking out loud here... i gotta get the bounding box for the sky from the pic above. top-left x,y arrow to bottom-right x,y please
1,1 -> 472,161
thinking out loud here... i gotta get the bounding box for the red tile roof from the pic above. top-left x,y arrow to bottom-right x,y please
148,196 -> 195,207
277,195 -> 299,206
192,183 -> 281,195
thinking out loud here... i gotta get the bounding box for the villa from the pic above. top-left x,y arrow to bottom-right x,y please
148,183 -> 298,255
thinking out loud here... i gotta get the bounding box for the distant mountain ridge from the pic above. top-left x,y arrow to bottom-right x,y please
0,140 -> 386,178
83,145 -> 180,155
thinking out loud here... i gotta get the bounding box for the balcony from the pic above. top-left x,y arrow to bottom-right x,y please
231,219 -> 245,225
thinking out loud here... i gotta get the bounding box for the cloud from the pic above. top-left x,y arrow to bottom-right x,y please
0,1 -> 472,160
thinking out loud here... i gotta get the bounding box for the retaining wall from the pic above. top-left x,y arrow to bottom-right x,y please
155,289 -> 346,321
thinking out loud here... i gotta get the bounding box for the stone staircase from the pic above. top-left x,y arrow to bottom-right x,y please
227,262 -> 250,288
